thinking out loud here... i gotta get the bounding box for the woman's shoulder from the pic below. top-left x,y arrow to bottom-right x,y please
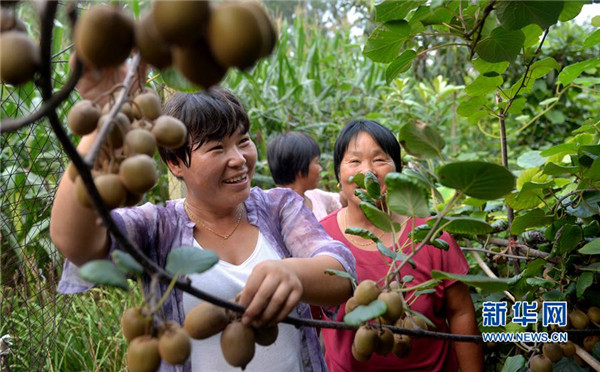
112,199 -> 187,224
248,187 -> 302,208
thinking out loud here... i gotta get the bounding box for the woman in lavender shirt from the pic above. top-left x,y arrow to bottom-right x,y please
51,83 -> 355,372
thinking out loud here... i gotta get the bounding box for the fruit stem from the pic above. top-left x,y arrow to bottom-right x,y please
152,271 -> 181,314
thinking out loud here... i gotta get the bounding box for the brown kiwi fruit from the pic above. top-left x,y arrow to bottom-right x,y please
584,335 -> 599,352
0,31 -> 39,85
135,12 -> 172,69
172,39 -> 227,89
403,314 -> 428,330
559,341 -> 576,357
529,354 -> 553,372
569,309 -> 590,329
375,328 -> 394,356
351,344 -> 370,362
152,0 -> 208,45
378,291 -> 404,323
587,306 -> 600,323
240,2 -> 277,59
0,8 -> 26,32
208,3 -> 263,69
133,91 -> 162,120
98,112 -> 131,148
94,173 -> 127,209
542,343 -> 563,363
253,324 -> 278,346
119,154 -> 158,194
353,325 -> 378,357
158,321 -> 191,365
68,100 -> 101,136
345,296 -> 358,314
151,115 -> 187,149
392,334 -> 411,358
354,280 -> 381,306
183,301 -> 229,340
220,321 -> 256,369
74,5 -> 134,68
125,128 -> 157,157
102,102 -> 134,121
121,307 -> 152,342
126,335 -> 161,372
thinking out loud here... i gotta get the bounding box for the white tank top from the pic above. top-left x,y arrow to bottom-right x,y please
182,232 -> 303,372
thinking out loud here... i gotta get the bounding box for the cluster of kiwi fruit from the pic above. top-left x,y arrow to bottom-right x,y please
183,297 -> 279,369
347,280 -> 428,362
73,1 -> 276,89
121,307 -> 191,372
0,1 -> 40,86
67,88 -> 186,209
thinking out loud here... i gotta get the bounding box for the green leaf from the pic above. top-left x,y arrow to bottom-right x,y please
346,227 -> 381,242
511,208 -> 554,235
364,21 -> 411,63
360,203 -> 401,232
576,272 -> 594,298
517,151 -> 546,168
420,6 -> 454,26
521,24 -> 544,48
325,269 -> 355,283
375,0 -> 425,22
529,57 -> 561,80
559,1 -> 586,22
457,97 -> 486,117
78,260 -> 129,290
557,59 -> 600,86
386,173 -> 430,218
386,50 -> 417,83
505,191 -> 542,210
496,1 -> 563,30
583,29 -> 600,49
377,242 -> 396,260
580,239 -> 600,255
434,217 -> 493,235
344,300 -> 387,326
594,15 -> 600,27
354,189 -> 377,206
161,67 -> 202,93
350,173 -> 366,188
501,355 -> 526,372
364,172 -> 381,200
431,239 -> 449,250
475,27 -> 525,63
542,162 -> 579,176
472,59 -> 509,74
398,120 -> 445,158
430,271 -> 514,292
583,220 -> 600,238
552,224 -> 582,255
437,161 -> 515,200
112,250 -> 143,276
166,246 -> 219,275
465,74 -> 504,96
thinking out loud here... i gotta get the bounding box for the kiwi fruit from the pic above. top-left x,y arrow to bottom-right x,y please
152,0 -> 208,45
158,321 -> 191,365
119,154 -> 158,194
351,344 -> 369,362
378,291 -> 404,323
240,2 -> 277,59
151,115 -> 187,149
95,173 -> 127,209
124,191 -> 144,207
529,354 -> 553,372
573,354 -> 586,367
73,5 -> 134,68
0,8 -> 26,32
0,31 -> 39,85
542,343 -> 563,363
568,309 -> 590,329
403,314 -> 428,330
587,306 -> 600,323
559,341 -> 576,357
354,280 -> 381,306
74,176 -> 93,208
98,112 -> 131,148
133,91 -> 162,120
183,301 -> 229,340
375,328 -> 394,356
392,334 -> 411,358
68,100 -> 101,136
124,129 -> 157,157
172,39 -> 227,89
121,307 -> 152,342
254,324 -> 278,346
126,335 -> 161,372
208,3 -> 263,69
135,12 -> 172,69
583,335 -> 599,352
389,281 -> 401,291
102,101 -> 134,121
345,297 -> 358,314
353,326 -> 378,357
220,321 -> 256,369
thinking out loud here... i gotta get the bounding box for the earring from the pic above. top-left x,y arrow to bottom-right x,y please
337,183 -> 342,190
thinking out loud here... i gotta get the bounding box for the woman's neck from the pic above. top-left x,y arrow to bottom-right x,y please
345,204 -> 377,230
184,197 -> 242,222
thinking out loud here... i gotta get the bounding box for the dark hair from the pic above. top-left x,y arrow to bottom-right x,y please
333,119 -> 402,182
267,132 -> 321,185
158,87 -> 250,168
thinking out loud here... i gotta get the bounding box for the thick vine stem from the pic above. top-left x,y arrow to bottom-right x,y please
486,237 -> 551,260
469,251 -> 516,302
574,343 -> 600,371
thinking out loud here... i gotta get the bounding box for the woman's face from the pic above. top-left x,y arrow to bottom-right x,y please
173,126 -> 257,209
338,131 -> 396,207
301,156 -> 322,191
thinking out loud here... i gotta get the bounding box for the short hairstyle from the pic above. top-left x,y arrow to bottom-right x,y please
158,87 -> 250,168
333,119 -> 402,182
267,132 -> 321,185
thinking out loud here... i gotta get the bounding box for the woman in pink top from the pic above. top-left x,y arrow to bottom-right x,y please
320,120 -> 483,371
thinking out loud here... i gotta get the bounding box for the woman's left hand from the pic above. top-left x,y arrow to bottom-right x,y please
238,260 -> 303,327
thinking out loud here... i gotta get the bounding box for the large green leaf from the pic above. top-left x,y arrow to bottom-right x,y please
437,161 -> 515,200
552,224 -> 582,255
364,21 -> 411,63
496,1 -> 564,30
521,24 -> 544,48
475,27 -> 525,63
344,300 -> 387,326
505,190 -> 542,210
166,246 -> 219,275
431,217 -> 493,235
431,271 -> 514,292
457,97 -> 486,117
501,355 -> 526,372
580,239 -> 600,255
465,74 -> 504,96
557,59 -> 600,86
529,58 -> 561,80
375,0 -> 425,22
325,269 -> 355,283
360,202 -> 401,232
576,272 -> 594,298
364,172 -> 381,200
345,227 -> 381,243
398,120 -> 445,158
386,173 -> 430,218
559,1 -> 585,21
78,260 -> 129,290
386,50 -> 417,83
472,59 -> 509,74
161,67 -> 202,93
112,250 -> 143,276
583,29 -> 600,49
511,208 -> 554,235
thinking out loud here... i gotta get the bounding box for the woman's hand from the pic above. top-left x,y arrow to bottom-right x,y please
238,260 -> 303,327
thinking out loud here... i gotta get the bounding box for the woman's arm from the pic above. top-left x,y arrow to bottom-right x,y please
445,281 -> 484,372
